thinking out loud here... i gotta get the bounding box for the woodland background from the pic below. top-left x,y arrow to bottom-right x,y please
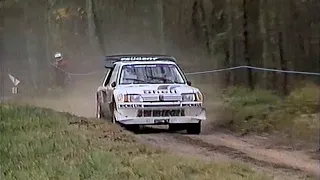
1,0 -> 319,97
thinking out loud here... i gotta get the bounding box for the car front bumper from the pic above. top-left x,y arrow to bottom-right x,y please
114,102 -> 206,125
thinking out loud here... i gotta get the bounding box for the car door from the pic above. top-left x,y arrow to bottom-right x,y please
98,67 -> 114,116
104,64 -> 120,116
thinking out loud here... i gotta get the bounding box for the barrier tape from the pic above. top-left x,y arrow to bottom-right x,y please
51,64 -> 320,77
185,65 -> 320,76
50,64 -> 104,76
185,66 -> 244,75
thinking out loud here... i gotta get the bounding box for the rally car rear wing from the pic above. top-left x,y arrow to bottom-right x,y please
104,54 -> 177,68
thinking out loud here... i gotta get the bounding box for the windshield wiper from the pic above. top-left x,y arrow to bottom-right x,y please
147,76 -> 174,83
123,78 -> 146,83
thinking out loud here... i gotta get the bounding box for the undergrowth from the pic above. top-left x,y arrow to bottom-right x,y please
218,84 -> 319,144
0,104 -> 269,180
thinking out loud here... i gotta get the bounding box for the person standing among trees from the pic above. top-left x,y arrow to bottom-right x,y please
53,52 -> 68,87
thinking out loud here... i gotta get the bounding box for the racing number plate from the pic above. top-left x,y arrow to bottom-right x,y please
154,118 -> 169,124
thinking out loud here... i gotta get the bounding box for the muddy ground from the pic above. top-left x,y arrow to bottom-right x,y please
11,74 -> 320,180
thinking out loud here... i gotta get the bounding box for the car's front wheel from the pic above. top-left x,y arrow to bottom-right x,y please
96,98 -> 103,119
125,124 -> 141,134
168,124 -> 186,132
186,121 -> 201,135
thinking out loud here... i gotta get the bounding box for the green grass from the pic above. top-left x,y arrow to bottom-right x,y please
0,104 -> 269,180
218,84 -> 319,144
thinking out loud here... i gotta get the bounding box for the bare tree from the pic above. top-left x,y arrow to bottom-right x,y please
259,0 -> 270,88
198,0 -> 211,54
242,0 -> 253,89
44,0 -> 55,85
86,0 -> 105,55
192,0 -> 200,40
23,1 -> 38,89
0,8 -> 4,99
157,0 -> 166,54
226,0 -> 235,86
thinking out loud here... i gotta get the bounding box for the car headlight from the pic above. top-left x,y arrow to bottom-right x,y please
181,93 -> 196,102
195,91 -> 203,102
124,94 -> 143,102
181,92 -> 203,102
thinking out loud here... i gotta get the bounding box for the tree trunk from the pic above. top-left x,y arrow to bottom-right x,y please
276,0 -> 288,95
198,0 -> 211,54
44,1 -> 54,85
243,0 -> 253,89
23,4 -> 38,89
226,0 -> 235,86
86,0 -> 96,46
86,0 -> 105,55
317,38 -> 320,86
157,0 -> 166,54
271,52 -> 277,90
278,31 -> 288,95
192,0 -> 200,40
269,0 -> 278,90
178,0 -> 184,47
259,0 -> 270,88
317,39 -> 320,86
0,11 -> 4,99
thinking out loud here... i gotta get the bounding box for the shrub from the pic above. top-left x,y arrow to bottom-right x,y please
220,85 -> 320,143
221,86 -> 281,134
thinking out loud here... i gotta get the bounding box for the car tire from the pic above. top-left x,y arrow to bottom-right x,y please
96,94 -> 104,119
96,103 -> 101,119
96,101 -> 103,119
110,102 -> 116,124
168,124 -> 185,132
125,125 -> 141,134
186,122 -> 201,135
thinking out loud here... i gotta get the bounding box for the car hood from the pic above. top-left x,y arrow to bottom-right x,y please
115,84 -> 199,95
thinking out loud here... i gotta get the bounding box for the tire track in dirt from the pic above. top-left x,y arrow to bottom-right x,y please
135,131 -> 317,180
172,135 -> 312,175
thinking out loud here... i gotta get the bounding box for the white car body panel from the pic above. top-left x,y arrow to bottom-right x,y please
96,56 -> 206,126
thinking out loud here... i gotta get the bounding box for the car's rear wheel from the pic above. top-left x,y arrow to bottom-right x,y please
186,121 -> 201,135
110,102 -> 116,124
96,103 -> 100,118
96,99 -> 103,119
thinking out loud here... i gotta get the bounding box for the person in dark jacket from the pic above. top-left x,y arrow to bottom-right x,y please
54,52 -> 68,87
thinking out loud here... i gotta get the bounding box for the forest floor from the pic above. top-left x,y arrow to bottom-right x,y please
6,74 -> 319,180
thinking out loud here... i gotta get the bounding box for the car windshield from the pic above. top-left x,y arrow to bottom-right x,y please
119,63 -> 186,85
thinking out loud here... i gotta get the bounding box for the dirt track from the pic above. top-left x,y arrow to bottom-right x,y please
15,76 -> 319,180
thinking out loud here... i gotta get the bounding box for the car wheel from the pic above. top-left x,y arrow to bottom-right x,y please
96,94 -> 103,119
168,124 -> 185,132
96,102 -> 100,118
125,125 -> 141,134
186,122 -> 201,135
96,103 -> 105,119
110,102 -> 116,124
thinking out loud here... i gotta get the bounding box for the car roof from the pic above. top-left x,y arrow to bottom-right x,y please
104,54 -> 177,68
116,60 -> 176,65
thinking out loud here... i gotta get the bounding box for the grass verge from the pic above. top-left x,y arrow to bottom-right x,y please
216,84 -> 319,146
0,104 -> 269,180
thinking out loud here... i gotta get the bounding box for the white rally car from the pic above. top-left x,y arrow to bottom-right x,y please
96,54 -> 206,134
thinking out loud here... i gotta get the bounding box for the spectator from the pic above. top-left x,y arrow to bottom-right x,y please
54,52 -> 68,87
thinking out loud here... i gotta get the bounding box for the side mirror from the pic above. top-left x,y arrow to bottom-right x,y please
187,80 -> 192,86
111,82 -> 116,88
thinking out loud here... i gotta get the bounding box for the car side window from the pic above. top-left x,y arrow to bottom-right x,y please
104,68 -> 114,86
109,64 -> 120,85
